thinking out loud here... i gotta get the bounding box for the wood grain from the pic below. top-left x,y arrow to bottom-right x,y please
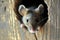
0,0 -> 60,40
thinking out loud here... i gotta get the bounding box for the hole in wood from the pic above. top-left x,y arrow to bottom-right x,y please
14,0 -> 48,40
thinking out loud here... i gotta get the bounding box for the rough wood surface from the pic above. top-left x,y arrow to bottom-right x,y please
0,0 -> 60,40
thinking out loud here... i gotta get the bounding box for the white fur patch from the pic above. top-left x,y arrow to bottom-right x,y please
20,24 -> 24,28
28,29 -> 37,33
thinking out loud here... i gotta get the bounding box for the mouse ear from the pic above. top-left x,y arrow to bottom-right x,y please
35,4 -> 44,14
18,5 -> 28,16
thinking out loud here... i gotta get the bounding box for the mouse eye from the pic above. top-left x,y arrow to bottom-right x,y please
27,19 -> 29,22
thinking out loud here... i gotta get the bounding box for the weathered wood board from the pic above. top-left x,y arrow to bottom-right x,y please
0,0 -> 60,40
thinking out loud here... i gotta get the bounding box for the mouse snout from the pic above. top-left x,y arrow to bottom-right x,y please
28,28 -> 36,33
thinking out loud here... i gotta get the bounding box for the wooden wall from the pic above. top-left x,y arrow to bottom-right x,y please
0,0 -> 60,40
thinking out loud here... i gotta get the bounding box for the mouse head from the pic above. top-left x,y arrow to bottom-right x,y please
18,4 -> 45,33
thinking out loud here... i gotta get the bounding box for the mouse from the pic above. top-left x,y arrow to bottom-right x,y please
14,0 -> 48,34
18,4 -> 48,33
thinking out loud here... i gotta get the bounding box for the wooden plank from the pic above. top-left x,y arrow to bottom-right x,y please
44,0 -> 51,40
56,0 -> 60,40
8,0 -> 21,40
49,0 -> 60,40
0,0 -> 60,40
0,0 -> 21,40
0,0 -> 10,40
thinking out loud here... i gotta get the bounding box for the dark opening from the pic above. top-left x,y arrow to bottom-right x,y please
14,0 -> 48,26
